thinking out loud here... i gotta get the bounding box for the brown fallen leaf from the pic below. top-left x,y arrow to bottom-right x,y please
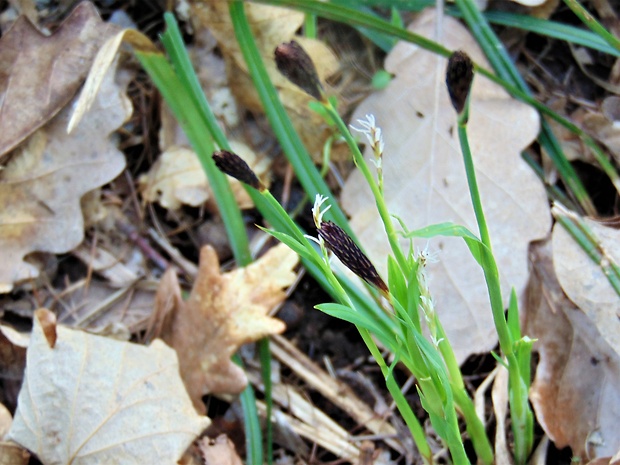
6,308 -> 209,464
198,434 -> 243,465
0,441 -> 30,465
160,243 -> 297,412
525,239 -> 620,460
0,56 -> 130,293
552,209 -> 620,355
0,2 -> 119,157
341,9 -> 550,363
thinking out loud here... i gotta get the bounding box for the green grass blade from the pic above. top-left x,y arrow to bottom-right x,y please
234,353 -> 264,465
562,0 -> 620,52
258,339 -> 273,465
140,22 -> 253,266
469,10 -> 620,56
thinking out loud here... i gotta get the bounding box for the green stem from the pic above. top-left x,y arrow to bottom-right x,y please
457,112 -> 531,463
234,353 -> 263,465
435,322 -> 493,465
322,103 -> 409,272
258,339 -> 273,465
357,329 -> 433,465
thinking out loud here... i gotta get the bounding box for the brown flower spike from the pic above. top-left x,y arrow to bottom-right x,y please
275,41 -> 324,101
318,221 -> 388,294
446,50 -> 474,115
212,150 -> 263,191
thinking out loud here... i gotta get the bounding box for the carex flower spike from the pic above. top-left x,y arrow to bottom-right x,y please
317,220 -> 388,294
212,150 -> 264,191
275,40 -> 324,101
446,50 -> 474,116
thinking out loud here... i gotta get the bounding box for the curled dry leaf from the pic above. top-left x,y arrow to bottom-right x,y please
0,2 -> 119,157
160,243 -> 297,413
525,239 -> 620,460
341,9 -> 550,363
0,57 -> 130,293
139,141 -> 268,210
7,309 -> 209,465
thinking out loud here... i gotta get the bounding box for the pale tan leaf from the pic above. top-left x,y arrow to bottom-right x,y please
6,309 -> 209,465
0,3 -> 119,157
0,403 -> 12,438
68,28 -> 157,132
552,214 -> 620,354
341,9 -> 550,363
525,240 -> 620,460
0,58 -> 130,292
161,244 -> 297,412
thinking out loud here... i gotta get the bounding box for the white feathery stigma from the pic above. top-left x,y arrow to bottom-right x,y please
350,114 -> 385,155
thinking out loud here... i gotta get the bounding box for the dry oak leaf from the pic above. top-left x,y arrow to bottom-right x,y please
0,58 -> 130,293
191,2 -> 341,161
525,240 -> 620,460
552,212 -> 620,355
341,9 -> 550,363
6,309 -> 209,465
161,243 -> 297,413
0,2 -> 119,157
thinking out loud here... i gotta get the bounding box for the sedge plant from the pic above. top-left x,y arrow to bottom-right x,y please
135,3 -> 619,463
211,40 -> 539,464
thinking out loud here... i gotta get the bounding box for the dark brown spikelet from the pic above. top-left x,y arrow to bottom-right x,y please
446,50 -> 474,114
275,40 -> 324,101
212,150 -> 262,190
318,221 -> 388,294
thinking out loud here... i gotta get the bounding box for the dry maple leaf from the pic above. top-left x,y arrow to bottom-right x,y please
160,243 -> 297,413
7,309 -> 209,464
0,57 -> 130,293
525,240 -> 620,460
341,9 -> 550,363
0,2 -> 119,157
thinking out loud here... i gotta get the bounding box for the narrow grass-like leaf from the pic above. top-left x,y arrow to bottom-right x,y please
562,0 -> 620,52
465,10 -> 620,57
147,16 -> 253,266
